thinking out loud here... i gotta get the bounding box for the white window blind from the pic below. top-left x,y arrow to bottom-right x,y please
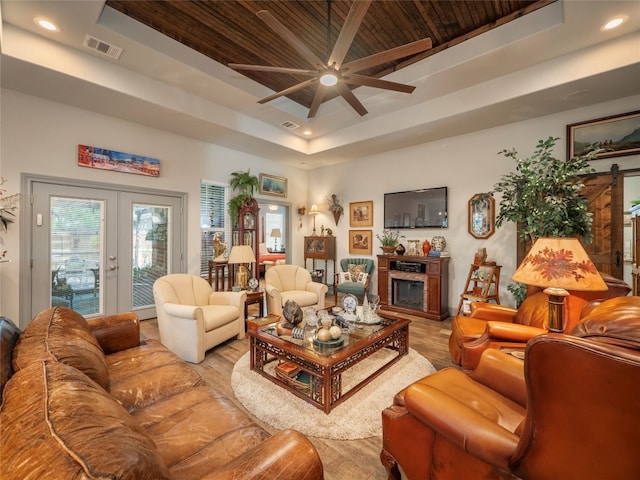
200,182 -> 230,277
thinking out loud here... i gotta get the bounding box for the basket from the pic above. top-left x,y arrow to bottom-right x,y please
275,362 -> 311,394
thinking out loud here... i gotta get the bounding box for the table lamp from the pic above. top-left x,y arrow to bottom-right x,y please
309,204 -> 319,235
270,228 -> 281,252
512,237 -> 607,333
228,245 -> 256,290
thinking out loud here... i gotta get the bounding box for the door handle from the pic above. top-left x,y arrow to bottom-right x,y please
108,265 -> 117,271
616,250 -> 621,268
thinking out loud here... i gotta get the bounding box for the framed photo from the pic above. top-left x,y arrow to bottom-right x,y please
259,173 -> 287,197
349,229 -> 372,255
468,194 -> 495,239
78,145 -> 160,177
350,200 -> 373,227
567,110 -> 640,160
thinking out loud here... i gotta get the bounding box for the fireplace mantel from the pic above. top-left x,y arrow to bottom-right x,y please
377,255 -> 449,321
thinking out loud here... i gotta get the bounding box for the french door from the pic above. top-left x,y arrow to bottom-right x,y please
30,180 -> 184,320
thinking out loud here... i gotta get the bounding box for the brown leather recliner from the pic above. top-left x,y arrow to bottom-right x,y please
382,296 -> 640,480
449,273 -> 631,370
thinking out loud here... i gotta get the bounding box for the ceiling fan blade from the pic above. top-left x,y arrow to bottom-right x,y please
307,88 -> 328,118
228,64 -> 318,76
256,10 -> 326,69
328,0 -> 372,70
336,83 -> 368,116
257,78 -> 317,104
342,74 -> 415,94
342,38 -> 433,74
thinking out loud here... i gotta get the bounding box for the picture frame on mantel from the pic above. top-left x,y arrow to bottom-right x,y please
349,229 -> 372,255
468,194 -> 495,239
350,200 -> 373,227
566,110 -> 640,160
259,173 -> 287,197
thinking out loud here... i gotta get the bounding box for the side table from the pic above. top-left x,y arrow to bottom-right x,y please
245,288 -> 264,318
208,260 -> 229,291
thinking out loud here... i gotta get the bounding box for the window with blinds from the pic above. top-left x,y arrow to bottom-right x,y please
200,182 -> 230,277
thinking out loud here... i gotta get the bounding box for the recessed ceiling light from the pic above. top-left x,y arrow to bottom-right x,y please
303,130 -> 312,136
34,17 -> 60,32
601,15 -> 628,31
319,73 -> 338,86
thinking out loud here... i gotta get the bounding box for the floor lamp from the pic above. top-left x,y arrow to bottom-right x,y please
512,237 -> 607,333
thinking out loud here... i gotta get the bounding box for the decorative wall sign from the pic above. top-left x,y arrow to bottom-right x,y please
567,110 -> 640,160
259,173 -> 287,197
468,194 -> 495,239
349,229 -> 372,255
78,145 -> 160,177
350,200 -> 373,227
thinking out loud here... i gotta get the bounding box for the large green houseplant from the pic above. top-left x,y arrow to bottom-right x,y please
228,170 -> 259,225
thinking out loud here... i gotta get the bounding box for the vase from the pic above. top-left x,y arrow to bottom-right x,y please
431,236 -> 446,252
395,243 -> 406,255
332,210 -> 341,226
422,239 -> 431,256
380,245 -> 397,255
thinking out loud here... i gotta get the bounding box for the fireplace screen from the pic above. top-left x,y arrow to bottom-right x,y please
392,278 -> 424,311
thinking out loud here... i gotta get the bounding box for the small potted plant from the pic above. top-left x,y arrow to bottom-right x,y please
228,170 -> 259,225
376,230 -> 402,254
327,194 -> 344,226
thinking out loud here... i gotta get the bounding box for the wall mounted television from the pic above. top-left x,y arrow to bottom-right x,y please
384,187 -> 448,229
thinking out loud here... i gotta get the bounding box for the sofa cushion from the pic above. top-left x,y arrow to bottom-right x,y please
106,339 -> 205,411
281,290 -> 318,307
13,307 -> 109,389
0,360 -> 171,480
201,304 -> 241,331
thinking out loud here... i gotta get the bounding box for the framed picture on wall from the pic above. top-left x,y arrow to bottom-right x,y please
349,200 -> 373,227
349,229 -> 372,255
468,194 -> 495,239
567,110 -> 640,160
259,173 -> 287,197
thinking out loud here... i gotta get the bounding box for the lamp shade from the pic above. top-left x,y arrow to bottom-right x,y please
512,237 -> 607,291
270,228 -> 281,238
309,204 -> 319,215
228,245 -> 256,264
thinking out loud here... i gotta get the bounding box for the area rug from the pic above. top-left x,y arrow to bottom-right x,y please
231,348 -> 435,440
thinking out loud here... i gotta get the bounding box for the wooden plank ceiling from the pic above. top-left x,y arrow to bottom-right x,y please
106,0 -> 554,109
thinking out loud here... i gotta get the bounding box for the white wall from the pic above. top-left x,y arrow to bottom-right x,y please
0,89 -> 309,323
1,88 -> 638,323
308,94 -> 640,314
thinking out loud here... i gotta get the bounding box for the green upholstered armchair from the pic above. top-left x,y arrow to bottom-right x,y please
334,258 -> 375,305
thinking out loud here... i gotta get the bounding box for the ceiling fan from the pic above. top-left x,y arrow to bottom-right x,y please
229,0 -> 432,118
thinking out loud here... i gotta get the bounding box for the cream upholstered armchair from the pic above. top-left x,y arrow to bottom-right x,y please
153,274 -> 246,363
265,265 -> 328,316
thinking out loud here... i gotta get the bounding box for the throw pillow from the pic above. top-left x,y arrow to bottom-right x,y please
338,272 -> 352,284
357,272 -> 368,284
348,263 -> 366,279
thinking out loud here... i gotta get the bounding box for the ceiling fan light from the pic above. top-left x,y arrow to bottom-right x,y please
320,73 -> 338,86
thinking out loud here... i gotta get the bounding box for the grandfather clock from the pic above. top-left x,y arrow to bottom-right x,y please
233,198 -> 260,280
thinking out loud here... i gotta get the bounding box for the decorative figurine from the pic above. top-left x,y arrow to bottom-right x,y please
212,232 -> 227,261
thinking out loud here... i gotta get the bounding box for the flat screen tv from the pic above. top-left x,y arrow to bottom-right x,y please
384,187 -> 448,229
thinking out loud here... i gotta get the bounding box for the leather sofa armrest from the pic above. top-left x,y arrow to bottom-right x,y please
404,384 -> 519,469
484,322 -> 547,341
469,303 -> 517,323
468,349 -> 527,407
87,312 -> 140,354
202,430 -> 323,480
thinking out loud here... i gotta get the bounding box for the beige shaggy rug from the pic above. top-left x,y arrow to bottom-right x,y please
231,348 -> 435,440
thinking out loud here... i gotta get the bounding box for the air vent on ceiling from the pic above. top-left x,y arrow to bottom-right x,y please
83,35 -> 123,60
280,121 -> 300,130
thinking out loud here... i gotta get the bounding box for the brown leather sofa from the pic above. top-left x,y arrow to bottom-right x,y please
0,307 -> 324,480
449,273 -> 631,370
381,296 -> 640,480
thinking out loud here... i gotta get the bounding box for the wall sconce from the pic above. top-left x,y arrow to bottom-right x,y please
297,206 -> 306,228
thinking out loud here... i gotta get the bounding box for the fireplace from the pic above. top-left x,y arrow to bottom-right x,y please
392,278 -> 424,312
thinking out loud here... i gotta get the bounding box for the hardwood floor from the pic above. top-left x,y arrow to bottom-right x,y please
140,297 -> 456,480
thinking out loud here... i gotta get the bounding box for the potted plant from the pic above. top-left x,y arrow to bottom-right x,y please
376,229 -> 402,254
490,136 -> 598,244
228,170 -> 259,225
327,194 -> 344,225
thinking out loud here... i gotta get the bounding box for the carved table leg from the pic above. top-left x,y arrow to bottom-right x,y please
380,449 -> 401,480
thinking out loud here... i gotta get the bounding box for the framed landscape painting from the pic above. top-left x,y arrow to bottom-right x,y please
567,110 -> 640,160
259,173 -> 287,197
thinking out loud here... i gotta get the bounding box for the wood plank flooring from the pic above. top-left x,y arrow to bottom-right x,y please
140,297 -> 456,480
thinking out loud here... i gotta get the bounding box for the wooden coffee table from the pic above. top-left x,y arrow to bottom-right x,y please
247,312 -> 410,414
